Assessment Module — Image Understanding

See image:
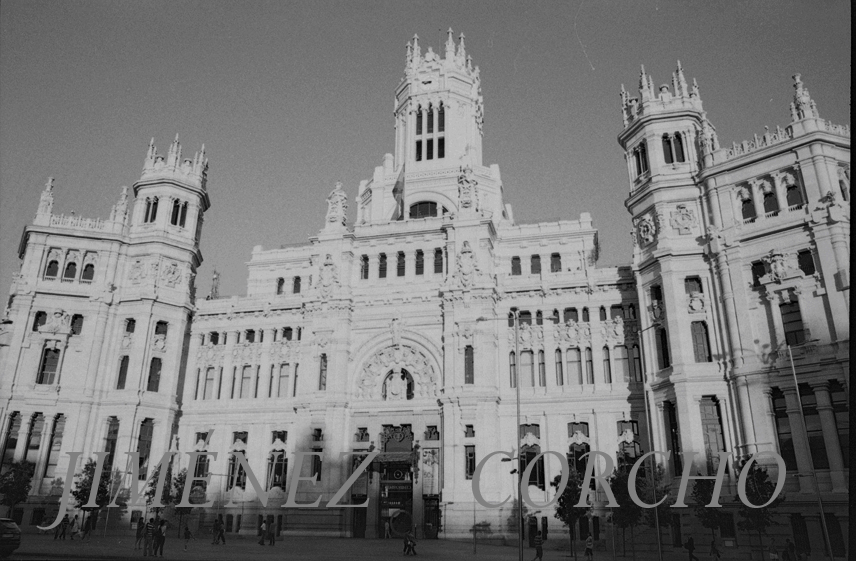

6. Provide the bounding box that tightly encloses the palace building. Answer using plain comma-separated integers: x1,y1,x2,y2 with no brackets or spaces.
0,31,849,558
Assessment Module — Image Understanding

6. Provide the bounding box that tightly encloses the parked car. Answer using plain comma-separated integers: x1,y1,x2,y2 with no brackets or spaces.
0,518,21,559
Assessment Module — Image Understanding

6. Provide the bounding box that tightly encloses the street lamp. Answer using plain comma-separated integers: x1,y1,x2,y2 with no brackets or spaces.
786,342,834,561
634,320,664,561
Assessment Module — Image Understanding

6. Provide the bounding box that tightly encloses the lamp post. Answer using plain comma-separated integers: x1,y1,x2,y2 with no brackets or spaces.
511,307,524,561
786,342,834,561
634,320,663,561
473,497,477,554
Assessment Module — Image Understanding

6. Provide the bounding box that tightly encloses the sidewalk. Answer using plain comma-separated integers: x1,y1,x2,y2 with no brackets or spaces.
9,533,753,560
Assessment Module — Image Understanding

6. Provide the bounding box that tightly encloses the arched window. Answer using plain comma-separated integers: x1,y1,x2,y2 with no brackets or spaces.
633,141,649,176
44,260,59,279
32,311,47,331
550,253,562,273
147,358,162,392
276,278,285,295
554,349,564,386
433,248,443,274
599,306,607,321
520,351,535,387
740,198,755,223
785,185,803,208
293,276,301,293
763,191,779,215
397,251,406,277
566,348,582,385
267,451,288,490
125,318,136,333
537,350,546,387
511,256,522,276
415,250,424,275
615,345,630,382
144,197,159,223
631,345,642,382
751,261,766,287
171,199,182,225
63,262,77,280
81,263,95,282
530,255,541,275
415,103,444,162
464,346,474,384
382,369,414,400
155,321,168,336
628,303,636,319
582,308,590,322
563,308,578,323
70,314,84,336
409,201,438,218
535,311,543,325
378,254,387,278
662,134,674,164
602,347,612,383
673,132,686,162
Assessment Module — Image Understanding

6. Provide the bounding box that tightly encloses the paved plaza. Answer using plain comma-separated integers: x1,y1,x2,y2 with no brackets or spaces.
7,533,760,560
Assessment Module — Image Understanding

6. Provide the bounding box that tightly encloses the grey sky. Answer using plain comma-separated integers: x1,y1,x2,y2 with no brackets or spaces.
0,1,850,298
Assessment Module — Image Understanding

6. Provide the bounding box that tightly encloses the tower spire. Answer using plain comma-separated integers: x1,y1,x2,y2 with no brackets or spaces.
791,73,819,120
675,60,688,96
445,28,455,60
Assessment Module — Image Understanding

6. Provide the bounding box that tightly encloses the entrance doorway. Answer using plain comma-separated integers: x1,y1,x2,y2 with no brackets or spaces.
423,496,439,538
379,462,413,536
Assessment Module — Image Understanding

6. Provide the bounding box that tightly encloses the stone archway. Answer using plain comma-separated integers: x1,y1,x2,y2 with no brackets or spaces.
355,345,437,400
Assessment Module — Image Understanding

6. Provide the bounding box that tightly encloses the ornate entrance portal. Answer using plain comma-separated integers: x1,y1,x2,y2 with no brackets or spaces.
376,425,417,537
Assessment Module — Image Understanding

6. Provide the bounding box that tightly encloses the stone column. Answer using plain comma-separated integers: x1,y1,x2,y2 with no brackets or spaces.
752,183,765,220
12,414,32,463
765,292,786,351
258,328,274,399
783,389,815,493
773,175,788,212
735,376,757,452
811,383,846,492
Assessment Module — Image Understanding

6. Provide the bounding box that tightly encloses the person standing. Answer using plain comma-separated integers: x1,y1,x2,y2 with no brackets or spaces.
154,520,167,557
258,519,267,546
584,535,594,560
217,517,227,545
404,528,417,556
683,536,699,561
57,514,69,540
68,515,78,540
80,514,93,541
782,538,796,561
267,519,276,546
135,517,145,550
143,517,155,556
183,526,195,551
384,519,391,539
211,518,220,544
531,530,544,560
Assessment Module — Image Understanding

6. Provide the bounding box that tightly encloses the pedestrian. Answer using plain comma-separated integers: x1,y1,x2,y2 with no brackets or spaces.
683,536,699,561
68,514,78,540
385,519,391,539
584,535,594,560
783,538,796,561
211,518,220,544
267,519,276,546
154,520,167,557
217,517,227,545
532,530,544,560
143,517,155,556
57,514,69,540
135,517,145,550
404,528,417,556
183,526,195,551
709,536,721,560
259,519,267,545
80,514,92,541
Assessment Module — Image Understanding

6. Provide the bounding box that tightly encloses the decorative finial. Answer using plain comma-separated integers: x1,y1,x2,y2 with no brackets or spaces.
445,28,455,59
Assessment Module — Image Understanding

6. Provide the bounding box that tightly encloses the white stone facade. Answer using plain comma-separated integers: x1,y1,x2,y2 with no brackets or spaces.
0,34,848,558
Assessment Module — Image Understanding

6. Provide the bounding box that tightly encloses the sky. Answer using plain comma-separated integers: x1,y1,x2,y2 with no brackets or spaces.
0,1,850,298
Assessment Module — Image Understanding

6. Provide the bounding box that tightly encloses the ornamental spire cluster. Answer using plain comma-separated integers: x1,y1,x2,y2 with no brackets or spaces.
141,135,209,190
620,61,703,127
404,28,475,77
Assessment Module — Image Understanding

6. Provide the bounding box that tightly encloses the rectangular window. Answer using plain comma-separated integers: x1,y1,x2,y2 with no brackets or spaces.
602,347,612,384
520,350,534,387
780,302,805,346
609,305,624,319
433,248,443,274
509,352,517,388
70,314,84,336
104,417,119,472
293,364,299,397
829,381,848,467
427,107,433,133
204,367,216,400
117,356,129,389
42,414,65,480
437,137,445,159
416,112,422,135
511,257,521,276
538,350,546,387
632,345,642,382
465,445,476,480
566,348,582,385
751,261,766,287
311,448,322,479
24,413,44,465
684,276,702,295
656,328,671,369
664,401,682,475
464,346,474,384
614,346,630,383
267,452,287,490
1,413,21,470
137,418,154,480
799,385,829,469
319,354,327,391
415,140,422,161
378,253,387,278
797,249,815,276
554,350,563,386
520,449,545,490
415,250,424,275
690,321,712,362
426,138,433,160
550,253,561,272
37,348,60,385
360,255,369,279
584,348,594,384
397,251,406,277
530,255,541,275
278,364,290,398
240,366,252,399
789,514,809,556
563,308,578,323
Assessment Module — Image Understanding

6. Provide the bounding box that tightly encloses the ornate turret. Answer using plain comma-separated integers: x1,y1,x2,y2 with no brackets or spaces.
141,135,209,191
790,73,820,121
620,62,704,128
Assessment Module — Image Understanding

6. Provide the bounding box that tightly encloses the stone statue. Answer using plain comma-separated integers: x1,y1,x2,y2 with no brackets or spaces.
37,178,55,216
457,165,479,212
318,254,339,298
325,182,348,227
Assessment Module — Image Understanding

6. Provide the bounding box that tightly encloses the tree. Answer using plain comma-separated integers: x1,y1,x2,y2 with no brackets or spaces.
144,463,174,517
71,458,125,530
641,462,673,537
691,474,722,539
735,460,784,561
0,460,35,517
552,469,590,559
171,468,196,537
608,466,644,558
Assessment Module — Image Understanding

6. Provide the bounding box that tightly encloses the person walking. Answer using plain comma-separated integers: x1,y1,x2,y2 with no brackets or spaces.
531,530,544,560
782,538,796,561
57,514,69,540
80,514,93,541
683,536,699,561
143,517,155,556
584,535,594,560
709,536,721,560
403,528,417,556
768,538,779,561
211,518,220,544
266,519,276,546
258,519,267,546
183,526,195,551
135,517,145,549
385,519,392,539
154,520,167,557
217,517,227,545
68,514,78,540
